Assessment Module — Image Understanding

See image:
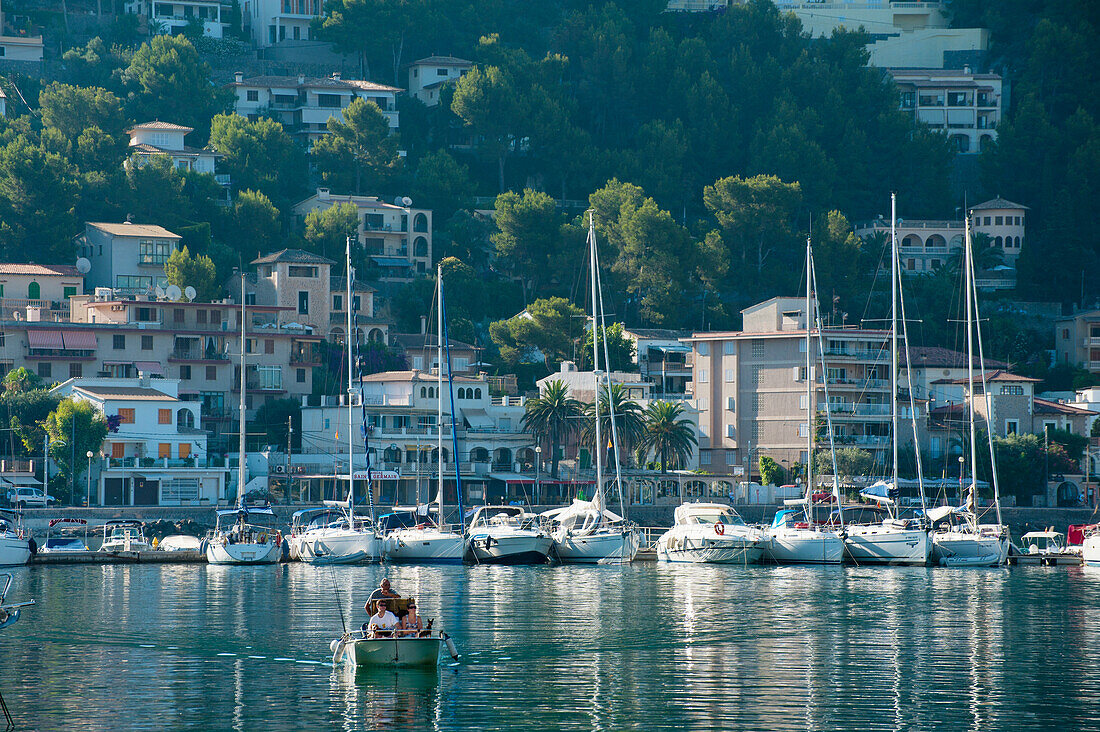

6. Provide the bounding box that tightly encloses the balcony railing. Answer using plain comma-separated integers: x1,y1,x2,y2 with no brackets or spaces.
818,403,891,416
169,348,228,361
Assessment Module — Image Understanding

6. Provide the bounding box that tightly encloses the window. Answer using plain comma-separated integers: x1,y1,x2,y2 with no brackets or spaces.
36,362,50,378
265,339,274,355
206,365,217,380
135,307,156,322
27,281,40,300
900,91,915,109
724,369,734,382
69,363,82,378
298,291,309,315
141,335,153,350
180,365,191,380
1063,329,1070,340
197,310,207,324
698,369,708,383
995,216,1003,225
159,409,171,424
288,266,318,278
139,240,174,265
63,286,76,299
700,451,711,465
1005,420,1019,435
1000,384,1024,396
317,94,342,108
698,343,709,356
296,368,306,383
174,309,185,323
256,365,282,390
158,443,171,459
246,90,259,102
113,335,126,350
333,294,343,311
110,442,124,459
119,408,136,424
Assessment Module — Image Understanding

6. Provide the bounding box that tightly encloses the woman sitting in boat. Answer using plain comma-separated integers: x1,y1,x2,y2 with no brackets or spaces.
366,599,400,638
398,600,425,637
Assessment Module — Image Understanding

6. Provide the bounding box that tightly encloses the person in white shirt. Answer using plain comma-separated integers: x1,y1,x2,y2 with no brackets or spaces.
366,600,399,637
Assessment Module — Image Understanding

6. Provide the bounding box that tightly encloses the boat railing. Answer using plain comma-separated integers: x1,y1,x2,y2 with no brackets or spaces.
636,526,666,551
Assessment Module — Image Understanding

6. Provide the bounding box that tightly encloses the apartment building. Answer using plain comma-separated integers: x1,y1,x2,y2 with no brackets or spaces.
292,188,432,281
900,346,1009,407
52,376,226,505
537,361,652,404
0,264,83,322
125,121,221,176
229,72,400,143
853,197,1027,282
124,0,227,38
406,56,472,107
1055,309,1100,375
0,296,322,452
684,297,893,477
76,222,182,295
241,0,322,48
389,332,477,374
890,68,1001,154
622,327,691,398
245,249,387,343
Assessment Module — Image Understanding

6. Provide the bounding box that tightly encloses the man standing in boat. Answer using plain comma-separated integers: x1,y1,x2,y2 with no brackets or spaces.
365,578,400,615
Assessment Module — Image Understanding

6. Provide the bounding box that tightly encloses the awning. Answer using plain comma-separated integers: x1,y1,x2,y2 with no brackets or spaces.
463,409,494,429
649,344,690,353
62,330,97,349
0,475,41,486
489,472,536,483
27,330,63,348
134,361,164,375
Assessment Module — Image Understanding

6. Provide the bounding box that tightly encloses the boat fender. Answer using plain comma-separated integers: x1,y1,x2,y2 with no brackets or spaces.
331,637,349,666
714,523,725,536
442,631,459,661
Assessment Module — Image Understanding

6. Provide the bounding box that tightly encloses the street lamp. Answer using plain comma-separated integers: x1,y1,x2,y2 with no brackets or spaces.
534,445,542,505
957,455,965,506
86,451,94,507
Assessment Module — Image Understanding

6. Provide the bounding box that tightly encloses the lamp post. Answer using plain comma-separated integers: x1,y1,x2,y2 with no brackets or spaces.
535,445,542,505
958,455,965,506
85,451,93,507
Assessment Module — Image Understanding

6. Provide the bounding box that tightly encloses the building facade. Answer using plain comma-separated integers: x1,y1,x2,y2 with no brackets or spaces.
76,222,183,295
125,121,221,176
292,188,432,280
1055,309,1100,375
0,264,83,323
623,327,692,398
229,72,400,143
890,68,1001,155
241,0,323,48
406,56,472,107
124,0,227,38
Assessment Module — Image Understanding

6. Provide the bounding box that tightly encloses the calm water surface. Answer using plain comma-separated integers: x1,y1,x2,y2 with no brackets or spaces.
2,562,1098,731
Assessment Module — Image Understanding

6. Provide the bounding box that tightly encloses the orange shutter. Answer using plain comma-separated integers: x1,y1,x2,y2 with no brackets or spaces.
178,443,191,459
111,443,124,459
119,408,135,424
158,443,171,458
158,409,171,424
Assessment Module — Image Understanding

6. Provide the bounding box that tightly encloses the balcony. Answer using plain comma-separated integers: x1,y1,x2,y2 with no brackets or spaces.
106,456,219,470
169,348,228,362
822,347,887,360
363,222,407,233
27,348,95,360
818,403,891,417
0,298,70,322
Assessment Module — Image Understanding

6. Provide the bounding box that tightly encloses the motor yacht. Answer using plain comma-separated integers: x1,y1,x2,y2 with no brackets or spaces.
656,502,766,564
40,517,89,553
466,506,552,564
99,519,153,553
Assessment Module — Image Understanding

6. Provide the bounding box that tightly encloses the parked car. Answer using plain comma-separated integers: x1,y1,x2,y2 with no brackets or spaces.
7,486,56,508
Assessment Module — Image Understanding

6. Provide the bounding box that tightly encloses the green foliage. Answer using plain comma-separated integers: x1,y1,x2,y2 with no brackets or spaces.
2,388,59,459
759,455,785,486
489,296,584,367
232,189,282,263
311,97,399,194
251,397,302,451
412,150,474,219
208,113,306,206
122,35,230,135
579,322,635,373
2,368,42,394
1046,427,1087,464
303,202,360,260
39,83,128,142
44,398,108,501
491,189,563,299
639,400,697,473
582,383,645,467
522,379,583,478
165,246,220,302
0,135,80,263
451,64,519,192
814,447,874,481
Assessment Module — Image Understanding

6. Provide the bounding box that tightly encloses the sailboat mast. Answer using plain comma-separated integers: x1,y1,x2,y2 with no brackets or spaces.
237,274,247,506
805,237,813,517
964,214,979,504
891,193,899,510
588,211,604,509
437,265,444,519
346,238,356,524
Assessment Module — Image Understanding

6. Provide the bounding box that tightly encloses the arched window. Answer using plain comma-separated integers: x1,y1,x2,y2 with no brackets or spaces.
27,281,40,300
420,387,426,397
383,446,401,463
413,213,428,232
474,388,482,399
901,234,922,249
995,236,1003,247
926,234,946,250
1015,236,1022,248
459,388,467,399
176,409,195,429
414,236,428,257
368,328,383,343
470,447,489,463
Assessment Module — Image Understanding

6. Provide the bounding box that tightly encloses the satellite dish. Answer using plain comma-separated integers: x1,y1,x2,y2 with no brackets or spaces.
75,257,91,274
393,196,403,206
402,196,413,207
155,286,165,299
165,284,182,302
184,286,197,302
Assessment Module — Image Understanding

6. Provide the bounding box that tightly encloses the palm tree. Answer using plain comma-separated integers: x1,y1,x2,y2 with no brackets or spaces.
581,383,645,467
521,379,582,479
639,401,698,474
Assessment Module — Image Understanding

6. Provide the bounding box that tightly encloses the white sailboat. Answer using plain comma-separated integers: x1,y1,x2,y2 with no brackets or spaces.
840,193,930,565
929,210,1010,566
0,511,31,566
545,212,639,564
766,238,844,565
384,265,466,564
206,275,279,566
299,238,381,564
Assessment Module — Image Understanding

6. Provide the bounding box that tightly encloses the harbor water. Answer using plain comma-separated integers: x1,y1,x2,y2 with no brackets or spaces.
2,563,1099,731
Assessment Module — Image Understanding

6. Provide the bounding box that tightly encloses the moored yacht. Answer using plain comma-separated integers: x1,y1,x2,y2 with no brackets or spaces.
928,505,1009,567
1083,527,1100,566
286,508,345,560
99,519,153,553
40,517,89,553
466,506,552,564
766,506,844,565
0,511,31,566
656,502,765,564
835,500,928,566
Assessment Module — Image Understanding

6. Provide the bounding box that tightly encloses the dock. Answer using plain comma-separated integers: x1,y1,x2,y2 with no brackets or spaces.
1010,554,1083,567
31,551,207,564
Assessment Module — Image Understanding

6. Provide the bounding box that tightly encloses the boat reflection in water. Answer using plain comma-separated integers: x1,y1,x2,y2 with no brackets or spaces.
332,664,442,731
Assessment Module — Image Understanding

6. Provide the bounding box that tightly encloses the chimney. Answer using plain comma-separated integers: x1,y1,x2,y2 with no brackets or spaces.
234,71,244,83
332,71,341,81
420,315,427,334
297,74,306,85
963,64,971,75
317,187,330,201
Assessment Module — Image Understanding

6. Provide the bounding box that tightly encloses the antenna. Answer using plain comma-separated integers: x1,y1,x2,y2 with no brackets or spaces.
75,257,91,274
165,284,182,302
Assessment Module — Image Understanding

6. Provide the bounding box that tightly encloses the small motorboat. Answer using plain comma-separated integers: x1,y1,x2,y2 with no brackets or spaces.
40,517,90,553
1083,527,1100,567
157,535,203,552
1016,530,1080,566
99,520,154,553
330,597,459,668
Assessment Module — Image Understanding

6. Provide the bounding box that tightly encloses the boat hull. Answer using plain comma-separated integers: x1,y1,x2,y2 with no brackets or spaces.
467,533,552,564
843,525,929,565
341,637,442,667
767,528,844,564
931,529,1009,567
554,529,640,564
206,540,280,565
0,535,30,566
299,530,381,565
384,530,465,564
1084,534,1100,566
656,539,765,564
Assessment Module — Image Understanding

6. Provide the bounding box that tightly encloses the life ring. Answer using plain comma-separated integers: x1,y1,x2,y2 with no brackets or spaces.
714,523,725,536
